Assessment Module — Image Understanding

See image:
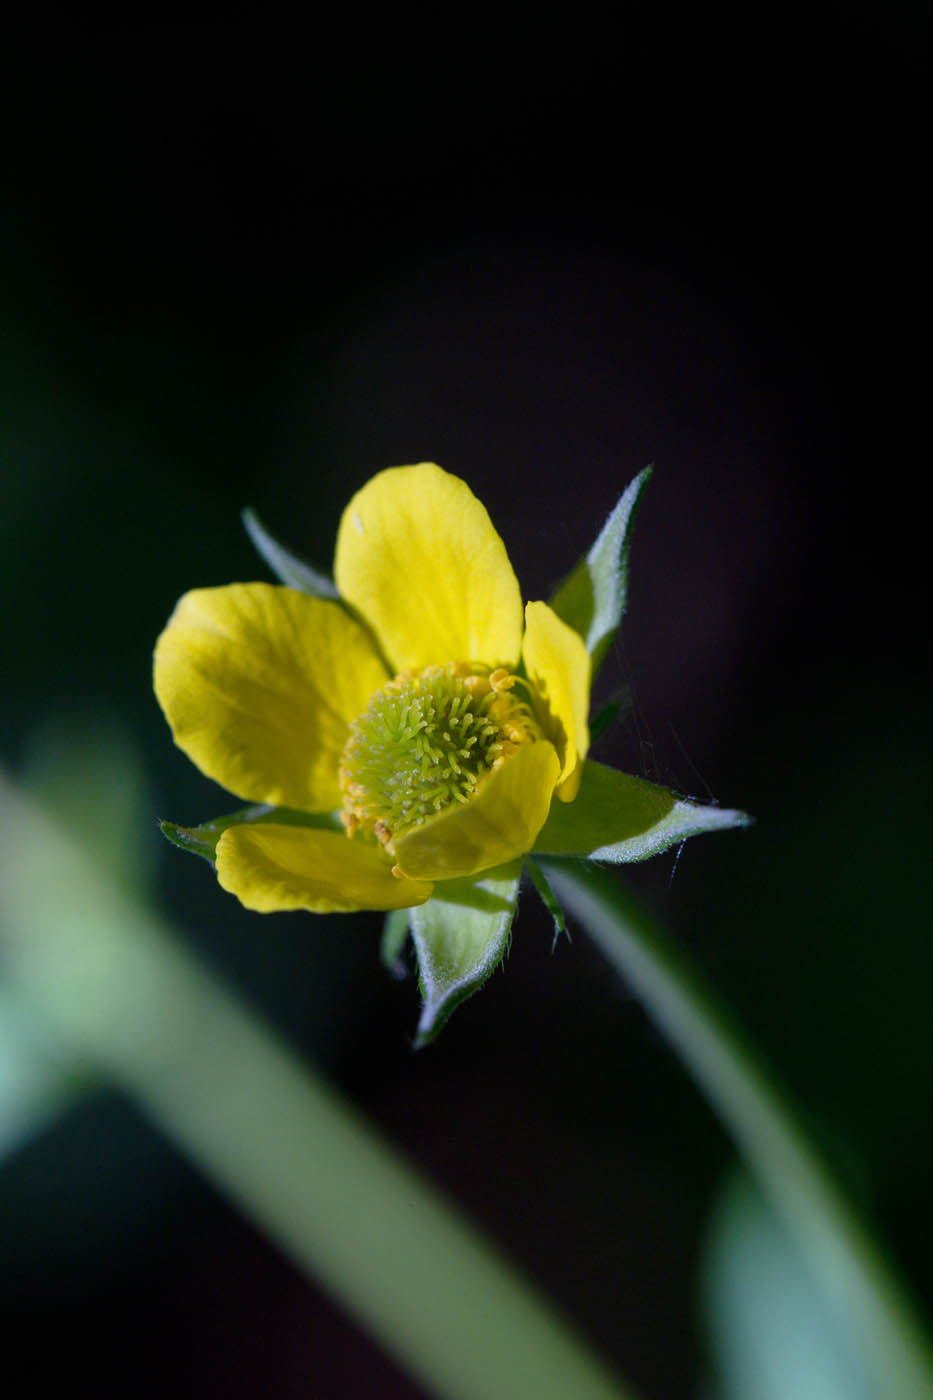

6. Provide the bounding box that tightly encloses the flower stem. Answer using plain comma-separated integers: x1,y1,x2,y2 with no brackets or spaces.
0,772,636,1400
543,859,933,1400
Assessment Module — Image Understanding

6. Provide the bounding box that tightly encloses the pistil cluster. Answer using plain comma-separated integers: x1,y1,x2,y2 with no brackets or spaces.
340,663,537,849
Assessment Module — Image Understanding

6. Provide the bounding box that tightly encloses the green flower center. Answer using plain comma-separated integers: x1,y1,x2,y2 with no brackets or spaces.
340,663,536,848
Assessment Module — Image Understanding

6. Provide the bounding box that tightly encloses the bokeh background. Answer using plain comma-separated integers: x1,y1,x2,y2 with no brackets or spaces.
2,12,931,1398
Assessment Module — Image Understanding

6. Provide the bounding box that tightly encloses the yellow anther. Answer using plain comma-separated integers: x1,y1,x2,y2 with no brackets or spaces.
339,661,542,842
463,674,491,698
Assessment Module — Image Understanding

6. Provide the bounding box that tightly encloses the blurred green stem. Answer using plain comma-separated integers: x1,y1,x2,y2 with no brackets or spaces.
0,773,633,1400
544,860,933,1400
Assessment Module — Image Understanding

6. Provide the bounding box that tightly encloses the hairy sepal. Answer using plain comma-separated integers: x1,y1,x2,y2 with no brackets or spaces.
533,760,751,862
410,861,522,1046
160,804,342,863
549,466,652,676
242,508,339,598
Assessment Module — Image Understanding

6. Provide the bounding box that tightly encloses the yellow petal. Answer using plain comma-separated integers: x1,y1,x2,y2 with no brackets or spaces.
216,824,433,913
393,740,560,881
522,601,591,801
334,463,523,672
154,584,388,809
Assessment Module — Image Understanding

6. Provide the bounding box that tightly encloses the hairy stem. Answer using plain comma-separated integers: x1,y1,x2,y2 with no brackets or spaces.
545,859,933,1400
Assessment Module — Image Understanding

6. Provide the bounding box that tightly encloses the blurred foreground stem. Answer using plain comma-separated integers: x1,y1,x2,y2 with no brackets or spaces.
0,773,632,1400
545,860,933,1400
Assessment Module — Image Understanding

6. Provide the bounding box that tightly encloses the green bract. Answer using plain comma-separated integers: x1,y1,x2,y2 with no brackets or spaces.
155,464,750,1044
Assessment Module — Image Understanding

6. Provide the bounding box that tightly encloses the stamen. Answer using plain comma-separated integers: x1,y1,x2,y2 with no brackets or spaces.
339,662,539,841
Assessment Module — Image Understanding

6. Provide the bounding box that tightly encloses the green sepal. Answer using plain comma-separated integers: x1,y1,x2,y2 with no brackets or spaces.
160,804,343,864
550,466,652,676
409,861,522,1047
381,908,411,979
588,689,630,744
533,760,751,862
242,507,339,598
524,855,567,946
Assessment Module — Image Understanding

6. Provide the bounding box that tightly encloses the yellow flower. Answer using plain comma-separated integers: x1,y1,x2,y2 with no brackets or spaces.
154,463,590,915
155,460,749,1042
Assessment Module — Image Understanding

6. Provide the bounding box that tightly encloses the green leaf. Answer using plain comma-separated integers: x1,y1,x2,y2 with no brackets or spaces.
409,861,522,1047
704,1174,877,1400
550,466,652,675
242,507,339,598
0,982,94,1164
160,804,343,863
2,767,639,1400
524,856,567,944
381,908,411,978
533,760,751,862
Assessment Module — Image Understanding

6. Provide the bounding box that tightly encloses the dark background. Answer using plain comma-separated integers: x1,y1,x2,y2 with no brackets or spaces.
2,11,931,1398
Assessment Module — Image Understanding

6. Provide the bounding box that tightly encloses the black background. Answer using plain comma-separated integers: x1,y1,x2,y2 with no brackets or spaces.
2,10,931,1398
